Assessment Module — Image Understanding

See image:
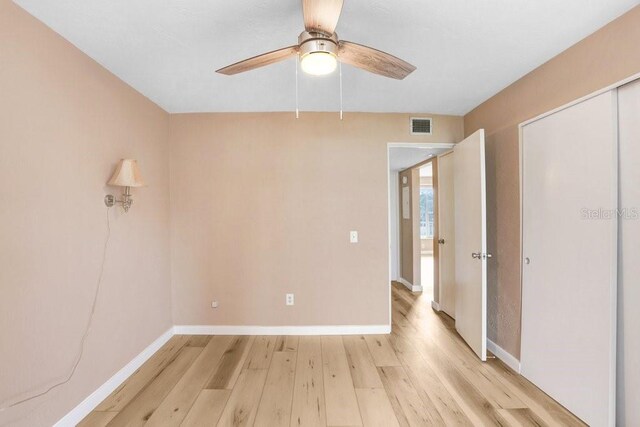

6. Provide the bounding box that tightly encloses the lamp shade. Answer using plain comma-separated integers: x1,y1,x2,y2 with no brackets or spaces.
107,159,145,187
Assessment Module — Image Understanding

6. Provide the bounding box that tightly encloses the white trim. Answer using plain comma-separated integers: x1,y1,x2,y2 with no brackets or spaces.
397,277,423,293
518,119,525,356
54,327,174,427
431,300,441,311
387,149,394,328
487,339,521,374
609,89,619,427
480,130,488,362
388,142,455,149
173,325,391,336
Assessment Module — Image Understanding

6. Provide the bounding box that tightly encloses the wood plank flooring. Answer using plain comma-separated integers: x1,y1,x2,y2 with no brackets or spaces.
80,283,585,426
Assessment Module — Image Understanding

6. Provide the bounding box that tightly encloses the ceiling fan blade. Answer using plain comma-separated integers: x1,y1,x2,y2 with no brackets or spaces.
302,0,343,34
338,41,416,80
216,46,298,75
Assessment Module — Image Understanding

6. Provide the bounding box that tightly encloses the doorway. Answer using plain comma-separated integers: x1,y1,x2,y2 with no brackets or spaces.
387,143,453,308
388,134,489,363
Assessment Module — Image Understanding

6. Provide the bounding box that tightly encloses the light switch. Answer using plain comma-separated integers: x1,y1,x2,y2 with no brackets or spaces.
350,231,358,243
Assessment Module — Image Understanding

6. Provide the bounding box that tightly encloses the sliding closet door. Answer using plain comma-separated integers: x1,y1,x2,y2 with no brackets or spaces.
521,91,617,426
618,79,640,427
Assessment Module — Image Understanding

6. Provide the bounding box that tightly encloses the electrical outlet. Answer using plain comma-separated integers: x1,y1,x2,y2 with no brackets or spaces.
286,293,294,306
350,231,358,243
211,300,219,309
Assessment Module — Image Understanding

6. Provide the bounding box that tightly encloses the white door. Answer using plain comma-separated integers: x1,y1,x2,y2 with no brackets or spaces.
521,91,617,427
453,130,487,361
437,151,455,318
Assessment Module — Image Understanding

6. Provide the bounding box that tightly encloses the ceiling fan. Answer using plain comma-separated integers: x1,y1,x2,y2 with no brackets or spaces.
216,0,416,80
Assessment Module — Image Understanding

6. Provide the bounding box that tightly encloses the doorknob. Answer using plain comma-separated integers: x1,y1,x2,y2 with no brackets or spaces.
438,239,445,244
472,252,492,259
524,257,531,265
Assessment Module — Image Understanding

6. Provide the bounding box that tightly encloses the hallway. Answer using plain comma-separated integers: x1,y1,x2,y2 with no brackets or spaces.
79,283,585,426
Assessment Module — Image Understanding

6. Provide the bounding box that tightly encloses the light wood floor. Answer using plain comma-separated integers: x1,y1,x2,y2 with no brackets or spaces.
80,283,585,426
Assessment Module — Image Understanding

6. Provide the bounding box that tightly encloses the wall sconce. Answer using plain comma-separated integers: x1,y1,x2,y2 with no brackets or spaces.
104,159,145,212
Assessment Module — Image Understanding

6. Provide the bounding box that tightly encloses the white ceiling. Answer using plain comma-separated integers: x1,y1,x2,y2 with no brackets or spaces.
14,0,638,114
389,147,447,171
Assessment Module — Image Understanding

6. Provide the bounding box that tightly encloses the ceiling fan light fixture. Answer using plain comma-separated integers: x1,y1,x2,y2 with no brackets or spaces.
300,51,337,76
215,0,416,80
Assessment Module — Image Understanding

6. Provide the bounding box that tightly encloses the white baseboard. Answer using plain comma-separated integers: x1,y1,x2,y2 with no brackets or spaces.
397,277,423,293
54,327,174,427
487,339,521,373
173,324,391,336
431,300,441,311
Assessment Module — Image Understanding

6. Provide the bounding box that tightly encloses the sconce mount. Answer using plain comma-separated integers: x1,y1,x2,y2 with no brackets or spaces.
104,187,134,212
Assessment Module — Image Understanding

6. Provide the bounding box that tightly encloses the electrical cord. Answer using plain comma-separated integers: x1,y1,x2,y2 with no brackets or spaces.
0,207,112,413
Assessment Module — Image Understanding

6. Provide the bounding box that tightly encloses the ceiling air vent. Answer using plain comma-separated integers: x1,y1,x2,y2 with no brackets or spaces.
411,118,432,135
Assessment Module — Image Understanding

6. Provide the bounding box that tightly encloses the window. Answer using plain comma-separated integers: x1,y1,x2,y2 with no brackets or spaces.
420,187,434,239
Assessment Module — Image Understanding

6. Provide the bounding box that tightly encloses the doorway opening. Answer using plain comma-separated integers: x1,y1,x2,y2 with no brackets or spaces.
387,142,453,315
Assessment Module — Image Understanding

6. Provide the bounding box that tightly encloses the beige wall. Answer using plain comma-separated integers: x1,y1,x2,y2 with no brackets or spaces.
0,2,172,426
169,113,463,326
399,168,420,286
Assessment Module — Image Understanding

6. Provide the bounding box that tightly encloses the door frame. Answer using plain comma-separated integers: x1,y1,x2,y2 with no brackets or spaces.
387,142,454,324
407,157,438,304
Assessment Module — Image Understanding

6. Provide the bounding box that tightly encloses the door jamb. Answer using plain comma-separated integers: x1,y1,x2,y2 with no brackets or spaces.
436,150,454,314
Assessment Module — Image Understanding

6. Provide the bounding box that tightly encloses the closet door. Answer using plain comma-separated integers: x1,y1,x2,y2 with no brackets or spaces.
521,91,617,426
618,79,640,427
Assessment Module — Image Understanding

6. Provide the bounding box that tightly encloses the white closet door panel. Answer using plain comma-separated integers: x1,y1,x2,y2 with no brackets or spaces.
521,91,617,427
618,79,640,427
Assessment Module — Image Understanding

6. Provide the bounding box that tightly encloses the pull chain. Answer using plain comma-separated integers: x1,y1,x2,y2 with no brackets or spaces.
295,56,299,119
339,61,343,120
